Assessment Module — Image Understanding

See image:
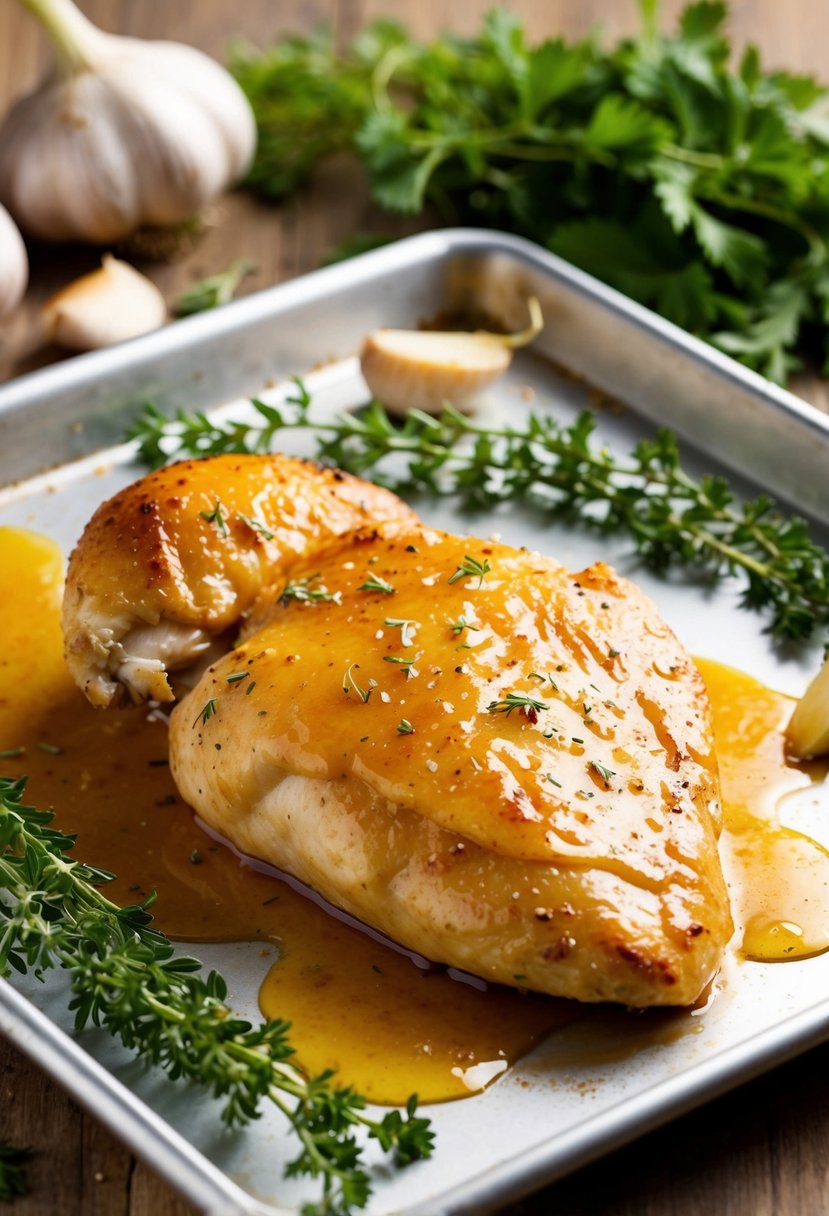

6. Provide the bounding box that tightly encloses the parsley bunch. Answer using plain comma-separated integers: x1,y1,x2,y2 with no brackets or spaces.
0,777,433,1214
128,392,829,641
232,2,829,382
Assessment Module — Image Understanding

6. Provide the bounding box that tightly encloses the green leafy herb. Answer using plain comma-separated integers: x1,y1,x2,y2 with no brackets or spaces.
589,760,617,784
397,719,414,735
231,4,829,382
175,258,256,317
238,512,275,541
0,1142,32,1202
194,697,218,728
127,394,829,641
200,498,229,538
227,672,250,684
384,618,418,646
0,777,432,1212
449,615,480,637
448,556,491,588
487,692,549,721
280,574,341,605
383,653,421,676
0,749,24,760
342,663,374,702
358,573,395,594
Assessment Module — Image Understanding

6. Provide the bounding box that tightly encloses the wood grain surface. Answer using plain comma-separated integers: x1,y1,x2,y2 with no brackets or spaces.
1,2,829,1214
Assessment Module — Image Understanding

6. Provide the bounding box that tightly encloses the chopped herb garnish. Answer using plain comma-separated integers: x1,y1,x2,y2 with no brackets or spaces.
359,573,395,594
397,719,414,735
0,748,24,760
200,498,229,538
237,512,275,541
189,850,203,865
384,618,418,646
227,672,250,684
37,742,62,755
176,258,255,316
589,761,617,784
487,692,549,722
342,663,374,702
546,775,562,788
608,648,620,658
246,681,257,695
383,652,421,676
576,790,595,800
280,574,341,605
448,555,491,588
571,737,584,744
450,615,480,637
193,697,218,728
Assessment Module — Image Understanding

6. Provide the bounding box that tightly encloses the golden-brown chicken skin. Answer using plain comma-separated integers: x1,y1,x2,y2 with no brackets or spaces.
62,453,415,707
170,522,732,1007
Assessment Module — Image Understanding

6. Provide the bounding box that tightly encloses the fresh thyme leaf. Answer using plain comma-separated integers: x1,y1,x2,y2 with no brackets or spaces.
175,258,256,317
194,697,218,728
238,512,275,541
449,615,480,637
232,4,829,383
448,556,491,588
0,776,433,1211
487,692,550,721
0,1142,32,1202
342,663,374,702
397,719,414,735
200,498,229,538
359,573,395,594
281,575,341,605
384,618,418,646
383,652,421,676
126,394,829,642
589,760,617,785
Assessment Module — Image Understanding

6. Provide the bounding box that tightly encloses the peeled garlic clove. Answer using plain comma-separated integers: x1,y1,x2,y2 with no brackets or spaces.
0,203,28,318
43,255,166,351
786,656,829,759
0,0,256,243
360,297,543,415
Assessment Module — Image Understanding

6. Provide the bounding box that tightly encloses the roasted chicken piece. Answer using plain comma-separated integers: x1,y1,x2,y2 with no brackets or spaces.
169,521,732,1007
62,453,415,707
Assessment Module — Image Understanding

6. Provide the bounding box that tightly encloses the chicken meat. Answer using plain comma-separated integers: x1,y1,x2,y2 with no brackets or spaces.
169,519,732,1006
62,453,415,706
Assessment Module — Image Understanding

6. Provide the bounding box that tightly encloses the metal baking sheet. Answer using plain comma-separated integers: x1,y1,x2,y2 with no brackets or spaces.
1,229,828,1216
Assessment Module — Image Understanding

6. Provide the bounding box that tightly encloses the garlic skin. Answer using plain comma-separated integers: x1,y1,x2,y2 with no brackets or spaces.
0,0,256,243
0,203,28,318
43,255,166,351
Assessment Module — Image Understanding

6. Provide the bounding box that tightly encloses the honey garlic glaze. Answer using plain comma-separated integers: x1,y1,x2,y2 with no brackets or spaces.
1,527,827,1104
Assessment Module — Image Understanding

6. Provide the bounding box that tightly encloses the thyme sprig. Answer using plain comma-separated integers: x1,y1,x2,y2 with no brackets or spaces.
0,776,433,1214
0,1142,32,1202
127,393,829,641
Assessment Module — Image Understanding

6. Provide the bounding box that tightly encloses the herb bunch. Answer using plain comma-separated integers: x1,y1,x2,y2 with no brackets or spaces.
0,776,433,1215
231,2,829,383
128,392,829,642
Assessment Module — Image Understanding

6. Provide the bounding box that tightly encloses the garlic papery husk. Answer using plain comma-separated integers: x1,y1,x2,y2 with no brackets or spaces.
0,0,256,243
0,203,28,318
43,255,166,350
359,297,544,416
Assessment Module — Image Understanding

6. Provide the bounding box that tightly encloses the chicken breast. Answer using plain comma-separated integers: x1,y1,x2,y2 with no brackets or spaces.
170,522,732,1006
62,454,415,706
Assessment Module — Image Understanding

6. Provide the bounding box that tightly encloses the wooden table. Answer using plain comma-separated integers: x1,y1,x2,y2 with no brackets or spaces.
1,2,828,1214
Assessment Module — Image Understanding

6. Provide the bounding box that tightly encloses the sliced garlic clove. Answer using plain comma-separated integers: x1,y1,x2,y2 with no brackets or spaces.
43,255,166,351
0,202,28,318
360,297,543,416
786,655,829,758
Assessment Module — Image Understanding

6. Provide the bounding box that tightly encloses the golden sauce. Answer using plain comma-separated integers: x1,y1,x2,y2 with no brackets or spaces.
697,658,829,962
0,527,566,1104
2,528,827,1104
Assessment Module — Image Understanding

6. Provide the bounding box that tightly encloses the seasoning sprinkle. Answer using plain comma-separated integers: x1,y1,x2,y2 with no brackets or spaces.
342,663,373,703
200,498,228,537
397,719,414,735
193,697,218,728
359,573,395,595
448,554,491,588
237,512,275,541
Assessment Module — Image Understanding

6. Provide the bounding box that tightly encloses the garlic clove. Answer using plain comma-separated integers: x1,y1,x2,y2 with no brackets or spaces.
786,656,829,759
43,255,166,351
0,203,28,319
0,0,256,244
359,297,544,416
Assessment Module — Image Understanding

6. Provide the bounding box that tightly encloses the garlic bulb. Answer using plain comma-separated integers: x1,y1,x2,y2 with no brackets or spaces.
360,298,544,416
0,0,256,243
0,203,28,318
786,655,829,759
43,255,166,350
